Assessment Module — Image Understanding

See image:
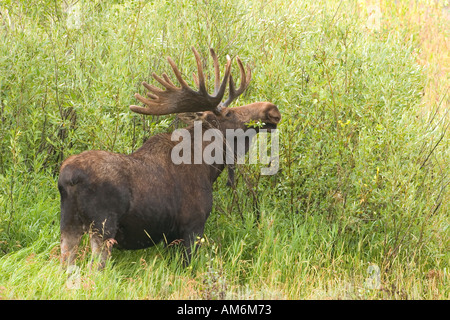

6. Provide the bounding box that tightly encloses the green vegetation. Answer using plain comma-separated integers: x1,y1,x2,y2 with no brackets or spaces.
0,0,448,299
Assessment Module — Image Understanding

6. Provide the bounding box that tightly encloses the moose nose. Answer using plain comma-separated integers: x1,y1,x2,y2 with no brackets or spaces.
267,106,281,124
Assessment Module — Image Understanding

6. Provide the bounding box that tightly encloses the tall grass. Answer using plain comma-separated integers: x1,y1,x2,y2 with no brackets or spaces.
0,0,448,299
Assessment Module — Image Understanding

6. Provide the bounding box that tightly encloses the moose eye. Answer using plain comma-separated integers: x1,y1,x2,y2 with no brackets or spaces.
223,110,232,118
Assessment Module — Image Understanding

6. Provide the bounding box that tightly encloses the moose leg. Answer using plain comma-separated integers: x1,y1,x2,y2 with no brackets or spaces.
88,217,117,270
182,227,205,267
60,227,83,270
59,186,84,271
183,240,194,267
89,232,115,270
226,165,235,187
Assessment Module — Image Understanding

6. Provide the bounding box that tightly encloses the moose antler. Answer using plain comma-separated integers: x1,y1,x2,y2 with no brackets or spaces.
222,56,252,108
130,47,232,116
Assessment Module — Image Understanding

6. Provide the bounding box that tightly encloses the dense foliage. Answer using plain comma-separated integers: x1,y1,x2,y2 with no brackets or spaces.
0,0,448,299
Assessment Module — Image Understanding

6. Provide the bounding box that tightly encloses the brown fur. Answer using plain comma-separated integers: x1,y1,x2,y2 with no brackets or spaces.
59,46,280,269
58,102,280,269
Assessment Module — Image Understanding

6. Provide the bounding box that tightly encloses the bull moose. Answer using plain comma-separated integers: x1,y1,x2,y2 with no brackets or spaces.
58,47,281,269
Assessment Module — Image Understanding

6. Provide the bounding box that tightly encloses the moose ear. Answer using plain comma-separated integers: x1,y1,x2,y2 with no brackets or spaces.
177,112,203,124
177,111,218,126
200,112,219,126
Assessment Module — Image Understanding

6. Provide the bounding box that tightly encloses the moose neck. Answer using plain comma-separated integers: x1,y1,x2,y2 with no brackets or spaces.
185,121,256,184
132,121,257,185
